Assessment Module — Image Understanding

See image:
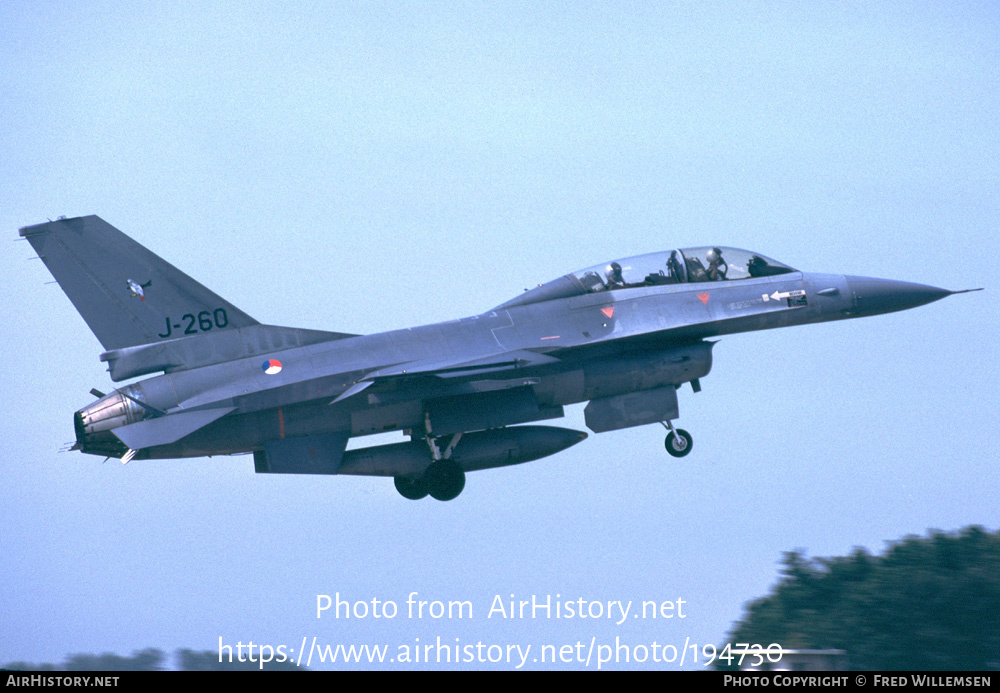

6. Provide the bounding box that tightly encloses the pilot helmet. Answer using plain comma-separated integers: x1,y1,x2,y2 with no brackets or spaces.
706,247,723,265
605,262,623,282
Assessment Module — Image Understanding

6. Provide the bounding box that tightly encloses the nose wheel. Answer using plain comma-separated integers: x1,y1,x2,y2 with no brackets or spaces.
662,421,692,458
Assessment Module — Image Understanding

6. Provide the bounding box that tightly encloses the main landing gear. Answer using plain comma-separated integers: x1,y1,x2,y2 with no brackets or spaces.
394,459,465,501
661,420,692,458
394,413,467,502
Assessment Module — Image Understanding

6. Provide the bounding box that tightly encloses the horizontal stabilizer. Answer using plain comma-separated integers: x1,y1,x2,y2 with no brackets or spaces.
112,407,235,450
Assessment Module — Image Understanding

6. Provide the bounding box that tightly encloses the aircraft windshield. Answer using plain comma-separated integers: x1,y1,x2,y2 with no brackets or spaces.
497,247,797,309
572,247,796,293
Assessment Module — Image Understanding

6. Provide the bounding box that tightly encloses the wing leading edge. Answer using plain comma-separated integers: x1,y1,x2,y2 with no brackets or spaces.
332,350,561,403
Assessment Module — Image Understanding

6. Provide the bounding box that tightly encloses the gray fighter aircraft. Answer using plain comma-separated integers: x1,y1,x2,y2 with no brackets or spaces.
21,216,980,501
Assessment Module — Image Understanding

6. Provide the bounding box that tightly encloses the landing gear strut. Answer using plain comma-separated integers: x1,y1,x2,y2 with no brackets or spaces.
662,420,692,458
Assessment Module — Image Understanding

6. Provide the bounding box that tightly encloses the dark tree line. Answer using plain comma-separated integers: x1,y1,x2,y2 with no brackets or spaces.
3,648,302,671
720,526,1000,670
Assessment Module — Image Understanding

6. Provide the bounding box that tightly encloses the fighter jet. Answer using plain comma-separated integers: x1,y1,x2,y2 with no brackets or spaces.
20,216,980,501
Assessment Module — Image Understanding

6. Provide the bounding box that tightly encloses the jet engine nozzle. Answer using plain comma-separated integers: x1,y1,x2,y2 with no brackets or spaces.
73,390,143,457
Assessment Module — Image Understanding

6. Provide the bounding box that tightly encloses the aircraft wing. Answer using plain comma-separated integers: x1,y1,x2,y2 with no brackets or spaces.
332,350,560,403
367,349,560,380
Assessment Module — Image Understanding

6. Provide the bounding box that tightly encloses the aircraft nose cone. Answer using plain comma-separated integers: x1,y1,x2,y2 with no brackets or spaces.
845,275,952,316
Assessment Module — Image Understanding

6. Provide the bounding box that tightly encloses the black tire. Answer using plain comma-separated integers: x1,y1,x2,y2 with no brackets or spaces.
394,475,428,500
423,459,466,501
664,429,693,458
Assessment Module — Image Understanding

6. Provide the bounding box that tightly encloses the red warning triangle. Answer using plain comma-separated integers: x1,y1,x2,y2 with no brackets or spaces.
697,293,710,304
600,306,614,318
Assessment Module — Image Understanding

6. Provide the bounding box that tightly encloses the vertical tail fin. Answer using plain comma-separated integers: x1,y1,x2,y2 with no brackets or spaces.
20,215,258,350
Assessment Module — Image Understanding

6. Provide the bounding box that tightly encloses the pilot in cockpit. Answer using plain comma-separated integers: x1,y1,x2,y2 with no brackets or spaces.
605,262,626,289
706,247,727,281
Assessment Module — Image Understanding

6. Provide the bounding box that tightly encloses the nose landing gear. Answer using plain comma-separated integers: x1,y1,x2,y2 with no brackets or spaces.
661,420,692,458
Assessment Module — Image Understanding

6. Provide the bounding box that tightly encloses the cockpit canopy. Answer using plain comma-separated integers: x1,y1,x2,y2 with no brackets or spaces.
498,247,797,309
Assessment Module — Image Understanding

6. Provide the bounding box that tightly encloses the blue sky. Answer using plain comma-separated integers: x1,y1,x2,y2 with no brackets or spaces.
1,1,997,670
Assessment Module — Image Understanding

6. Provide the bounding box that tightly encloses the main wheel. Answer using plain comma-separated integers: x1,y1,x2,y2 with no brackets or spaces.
394,475,428,500
664,429,693,457
423,459,466,501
